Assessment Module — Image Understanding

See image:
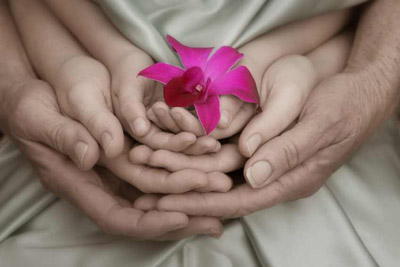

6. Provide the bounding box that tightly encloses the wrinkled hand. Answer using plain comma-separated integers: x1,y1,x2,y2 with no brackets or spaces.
135,70,400,218
0,79,224,239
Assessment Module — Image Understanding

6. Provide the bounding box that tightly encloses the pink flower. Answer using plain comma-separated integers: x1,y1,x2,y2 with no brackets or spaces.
138,35,259,135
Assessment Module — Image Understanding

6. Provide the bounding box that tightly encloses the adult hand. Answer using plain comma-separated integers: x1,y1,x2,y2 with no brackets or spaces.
0,78,223,239
136,0,400,217
145,9,352,140
1,1,224,239
136,70,400,218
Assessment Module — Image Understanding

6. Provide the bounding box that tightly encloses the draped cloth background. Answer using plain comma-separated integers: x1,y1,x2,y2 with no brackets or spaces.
2,0,400,266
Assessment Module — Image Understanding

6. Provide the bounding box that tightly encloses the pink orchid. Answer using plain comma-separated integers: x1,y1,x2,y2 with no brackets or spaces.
138,35,259,134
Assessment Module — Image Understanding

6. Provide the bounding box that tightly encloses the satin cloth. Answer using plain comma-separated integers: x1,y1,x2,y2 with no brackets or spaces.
3,1,399,266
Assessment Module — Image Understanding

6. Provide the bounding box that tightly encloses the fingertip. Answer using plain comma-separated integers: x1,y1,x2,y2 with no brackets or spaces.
133,194,160,211
169,212,190,230
244,159,273,189
100,131,125,159
238,132,263,158
188,169,209,189
209,172,233,192
174,132,197,149
212,141,222,153
148,149,170,168
169,169,209,192
196,172,233,193
217,110,231,129
129,145,153,164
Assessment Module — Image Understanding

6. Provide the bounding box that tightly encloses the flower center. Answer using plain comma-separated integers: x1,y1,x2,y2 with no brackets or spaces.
195,84,203,92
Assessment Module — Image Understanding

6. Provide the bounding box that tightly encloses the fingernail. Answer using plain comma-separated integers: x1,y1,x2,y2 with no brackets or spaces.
74,141,88,169
246,160,272,188
132,117,147,135
171,222,187,231
246,134,262,156
101,132,113,157
207,228,222,238
218,111,230,128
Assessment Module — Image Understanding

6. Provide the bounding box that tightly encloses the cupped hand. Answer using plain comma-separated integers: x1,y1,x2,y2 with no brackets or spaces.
40,0,221,155
135,68,400,218
0,77,223,239
146,9,352,140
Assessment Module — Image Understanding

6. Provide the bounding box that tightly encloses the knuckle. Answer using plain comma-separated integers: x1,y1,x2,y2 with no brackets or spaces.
48,122,69,152
281,139,300,170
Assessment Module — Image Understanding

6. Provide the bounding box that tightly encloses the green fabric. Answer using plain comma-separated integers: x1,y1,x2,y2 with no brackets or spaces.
3,1,399,266
94,0,367,64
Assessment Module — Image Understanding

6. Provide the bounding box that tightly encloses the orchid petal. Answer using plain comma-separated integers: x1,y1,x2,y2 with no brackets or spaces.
209,66,259,104
138,63,184,84
204,46,243,81
167,35,213,70
195,95,220,135
164,77,198,107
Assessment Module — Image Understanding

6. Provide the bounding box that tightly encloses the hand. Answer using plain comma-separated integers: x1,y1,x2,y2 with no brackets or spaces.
146,9,353,140
38,0,221,155
11,0,233,194
135,69,400,218
0,77,224,239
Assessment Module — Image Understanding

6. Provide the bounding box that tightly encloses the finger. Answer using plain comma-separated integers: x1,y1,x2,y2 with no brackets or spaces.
243,115,333,188
11,0,124,158
103,151,215,193
147,144,245,173
44,0,153,136
116,85,152,137
170,107,205,136
156,217,223,240
31,143,189,239
133,125,197,152
65,77,125,158
157,143,344,218
152,102,181,133
134,194,161,211
217,95,244,129
182,136,221,155
211,103,257,140
128,144,154,165
239,55,317,157
20,81,100,170
147,107,165,130
129,146,233,192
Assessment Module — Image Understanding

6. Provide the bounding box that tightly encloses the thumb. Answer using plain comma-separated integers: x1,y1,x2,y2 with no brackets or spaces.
35,111,100,170
24,84,100,170
239,55,317,157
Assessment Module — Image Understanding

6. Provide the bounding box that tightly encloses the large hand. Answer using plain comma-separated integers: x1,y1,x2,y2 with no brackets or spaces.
136,70,400,218
0,79,223,239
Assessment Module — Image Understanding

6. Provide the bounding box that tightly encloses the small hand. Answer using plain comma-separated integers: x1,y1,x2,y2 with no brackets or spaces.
42,0,221,155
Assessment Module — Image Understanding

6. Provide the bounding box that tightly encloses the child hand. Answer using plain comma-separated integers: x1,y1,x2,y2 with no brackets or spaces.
242,31,353,188
146,9,352,141
28,0,221,155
